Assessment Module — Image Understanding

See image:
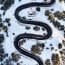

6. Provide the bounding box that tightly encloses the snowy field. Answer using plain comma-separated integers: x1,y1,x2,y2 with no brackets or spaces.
0,0,65,65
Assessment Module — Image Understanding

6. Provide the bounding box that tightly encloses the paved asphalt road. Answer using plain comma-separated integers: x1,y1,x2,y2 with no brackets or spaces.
14,0,55,65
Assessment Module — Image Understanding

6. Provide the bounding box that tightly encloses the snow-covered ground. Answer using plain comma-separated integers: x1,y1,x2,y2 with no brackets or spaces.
0,0,65,65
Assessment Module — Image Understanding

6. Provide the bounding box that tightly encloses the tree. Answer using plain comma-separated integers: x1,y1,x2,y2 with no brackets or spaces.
0,34,4,43
51,53,60,65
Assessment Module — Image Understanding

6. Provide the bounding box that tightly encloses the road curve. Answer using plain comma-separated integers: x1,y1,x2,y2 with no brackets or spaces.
14,0,55,65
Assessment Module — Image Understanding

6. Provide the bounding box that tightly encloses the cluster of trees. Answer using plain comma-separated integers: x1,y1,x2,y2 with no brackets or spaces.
1,0,14,10
31,42,45,54
51,53,60,65
0,34,5,62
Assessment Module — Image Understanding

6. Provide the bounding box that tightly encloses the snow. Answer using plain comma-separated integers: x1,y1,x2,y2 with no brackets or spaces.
0,0,65,65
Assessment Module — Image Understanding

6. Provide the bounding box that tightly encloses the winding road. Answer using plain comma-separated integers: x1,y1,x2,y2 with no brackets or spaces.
14,0,55,65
